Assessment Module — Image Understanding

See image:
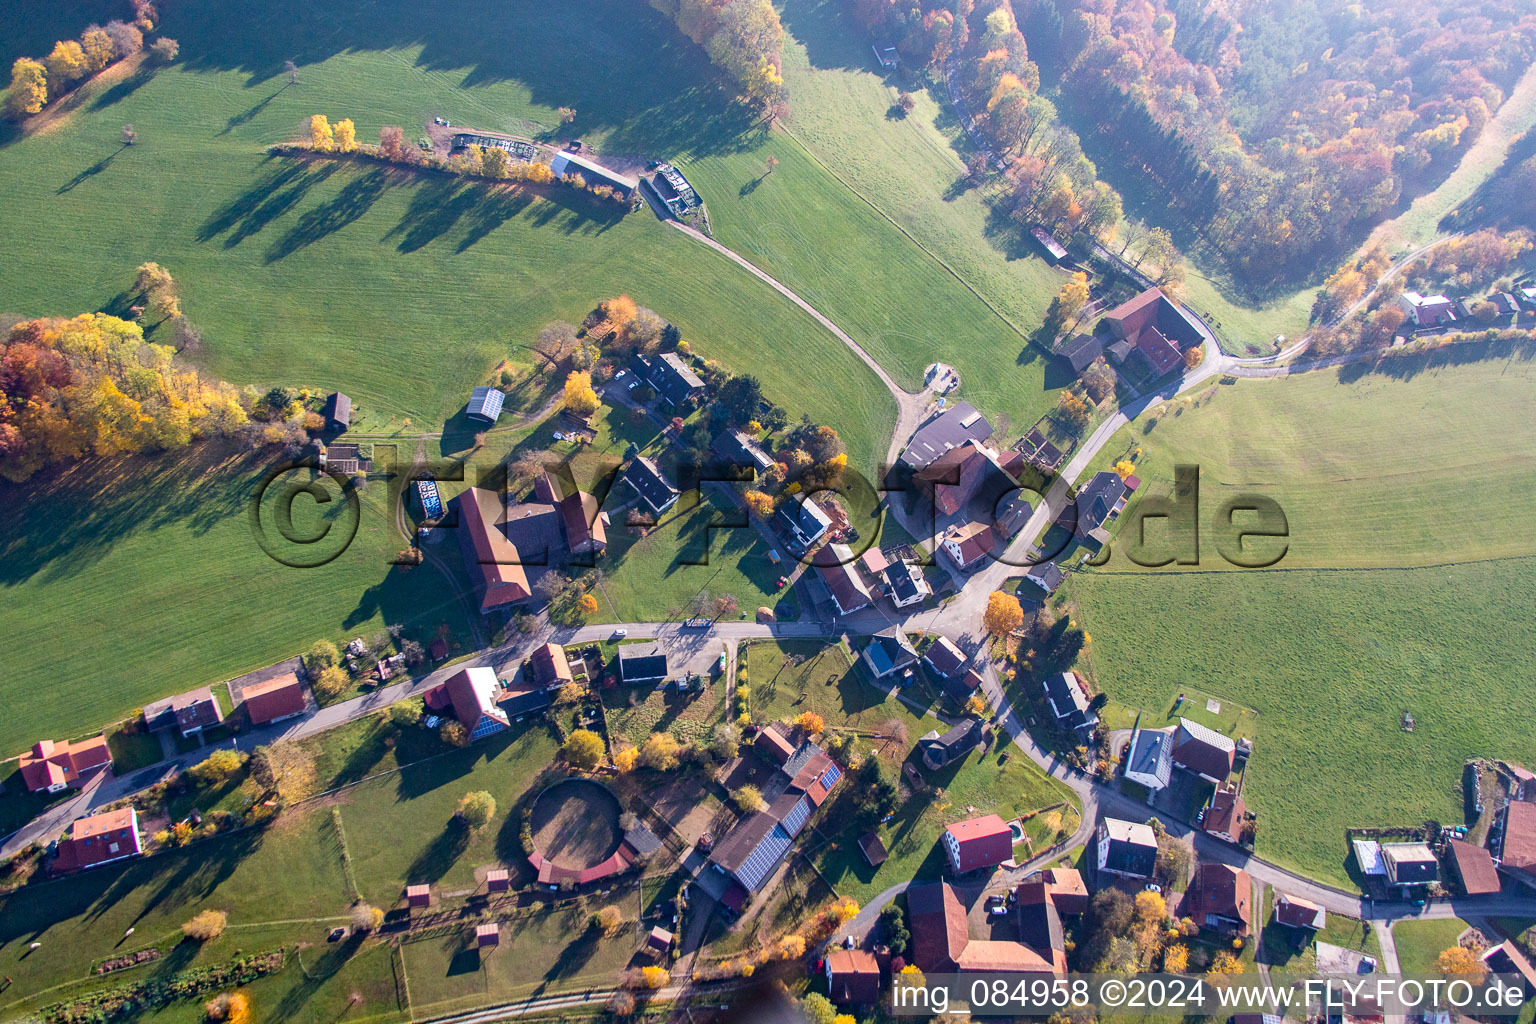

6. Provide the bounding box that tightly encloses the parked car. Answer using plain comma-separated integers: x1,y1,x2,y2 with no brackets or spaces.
612,628,627,639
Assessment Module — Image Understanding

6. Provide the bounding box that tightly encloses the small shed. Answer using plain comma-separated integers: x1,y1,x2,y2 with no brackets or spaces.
323,392,352,432
405,883,431,908
645,925,673,958
485,868,510,893
475,922,500,948
858,831,888,868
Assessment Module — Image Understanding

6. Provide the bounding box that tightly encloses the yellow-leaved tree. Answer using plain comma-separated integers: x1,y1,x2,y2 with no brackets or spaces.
44,41,89,92
333,117,356,152
982,590,1024,635
563,371,599,416
309,114,334,150
8,58,48,116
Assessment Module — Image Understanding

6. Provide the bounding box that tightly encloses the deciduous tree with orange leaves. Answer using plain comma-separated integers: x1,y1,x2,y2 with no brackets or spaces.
982,591,1024,635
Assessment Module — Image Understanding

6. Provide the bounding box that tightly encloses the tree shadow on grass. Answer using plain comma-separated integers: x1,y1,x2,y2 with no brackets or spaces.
56,144,128,194
265,167,393,262
198,159,337,245
217,82,289,135
89,66,156,110
407,818,471,885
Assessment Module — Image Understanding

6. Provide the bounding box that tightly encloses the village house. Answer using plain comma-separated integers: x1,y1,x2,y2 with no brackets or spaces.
711,429,774,476
433,666,510,741
1202,787,1247,843
1095,817,1158,879
1398,291,1458,328
899,403,994,474
918,718,984,770
775,496,832,554
882,560,932,609
1124,727,1174,792
1274,893,1326,931
651,163,701,218
1483,942,1536,998
241,672,307,725
142,686,223,738
1042,671,1098,735
51,807,142,873
1378,842,1439,889
940,520,996,571
618,644,669,684
825,948,881,1005
1073,471,1139,546
19,736,112,793
1172,718,1235,784
923,636,968,681
815,557,873,616
1020,560,1064,598
943,814,1013,873
708,742,841,901
621,456,680,515
465,385,505,424
535,473,607,556
528,642,575,690
995,492,1035,540
755,724,795,765
915,440,1018,519
1186,861,1252,934
862,626,919,680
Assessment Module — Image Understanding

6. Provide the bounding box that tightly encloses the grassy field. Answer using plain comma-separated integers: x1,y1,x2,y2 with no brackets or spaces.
1087,353,1536,570
1393,918,1472,975
1069,558,1536,889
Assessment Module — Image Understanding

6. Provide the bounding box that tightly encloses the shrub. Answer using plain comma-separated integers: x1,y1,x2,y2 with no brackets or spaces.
351,903,383,932
732,785,767,813
590,905,624,937
562,729,605,769
456,791,496,829
386,698,422,728
313,665,349,701
182,909,228,941
189,749,245,786
440,720,468,747
305,639,340,672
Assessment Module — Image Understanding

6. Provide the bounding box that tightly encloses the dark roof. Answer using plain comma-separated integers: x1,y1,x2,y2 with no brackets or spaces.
323,391,351,427
143,686,222,733
943,669,985,705
709,742,840,890
650,352,705,406
1022,561,1064,595
618,643,668,682
1173,719,1236,781
1446,839,1500,895
497,685,551,718
1057,334,1103,373
1014,881,1065,955
501,501,561,568
900,403,994,472
1075,472,1131,536
995,493,1034,538
863,626,918,676
923,636,967,679
467,385,505,422
919,718,983,767
711,430,774,474
1042,672,1096,732
775,497,832,550
1098,818,1158,876
884,561,927,605
623,457,679,513
858,831,888,867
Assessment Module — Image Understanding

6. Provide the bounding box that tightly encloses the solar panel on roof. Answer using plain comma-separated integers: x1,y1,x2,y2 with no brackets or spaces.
780,797,811,838
736,826,792,890
820,765,842,788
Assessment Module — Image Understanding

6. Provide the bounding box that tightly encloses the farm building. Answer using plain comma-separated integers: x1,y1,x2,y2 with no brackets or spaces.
651,164,700,216
549,151,639,198
452,131,536,160
825,949,880,1004
1030,226,1069,263
1171,718,1235,784
942,814,1012,873
455,487,533,610
1101,287,1201,379
323,391,351,432
466,385,505,424
1055,334,1102,373
708,743,841,896
899,403,994,473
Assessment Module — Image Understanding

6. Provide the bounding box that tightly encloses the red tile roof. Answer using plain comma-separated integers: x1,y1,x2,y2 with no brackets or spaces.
242,672,307,724
945,814,1013,873
1188,862,1252,932
826,949,880,1004
18,736,111,792
908,881,969,973
457,487,531,609
530,643,574,689
53,807,141,871
1502,801,1536,880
